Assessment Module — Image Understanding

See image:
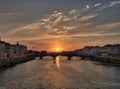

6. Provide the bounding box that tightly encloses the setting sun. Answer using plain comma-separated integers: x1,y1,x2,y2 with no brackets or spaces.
56,48,60,51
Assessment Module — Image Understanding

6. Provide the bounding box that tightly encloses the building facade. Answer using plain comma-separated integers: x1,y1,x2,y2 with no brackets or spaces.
101,44,120,58
0,41,6,60
76,44,120,59
0,41,27,60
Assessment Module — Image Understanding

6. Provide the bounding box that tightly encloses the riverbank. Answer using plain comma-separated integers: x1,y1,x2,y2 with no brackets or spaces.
0,55,35,71
90,57,120,67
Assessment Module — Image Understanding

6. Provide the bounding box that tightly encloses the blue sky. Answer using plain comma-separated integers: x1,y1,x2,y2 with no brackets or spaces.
0,0,120,51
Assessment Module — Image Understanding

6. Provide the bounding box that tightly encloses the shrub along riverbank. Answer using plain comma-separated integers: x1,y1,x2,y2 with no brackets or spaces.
0,55,35,71
90,57,120,67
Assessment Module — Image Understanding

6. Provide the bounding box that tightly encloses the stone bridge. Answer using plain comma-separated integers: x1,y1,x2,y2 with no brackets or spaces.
36,51,95,60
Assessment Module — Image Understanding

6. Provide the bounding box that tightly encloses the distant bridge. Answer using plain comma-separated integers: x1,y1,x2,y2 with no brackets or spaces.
35,51,95,60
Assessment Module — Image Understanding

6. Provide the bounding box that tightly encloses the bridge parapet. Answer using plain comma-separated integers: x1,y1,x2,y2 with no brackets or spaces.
38,51,95,60
47,53,59,59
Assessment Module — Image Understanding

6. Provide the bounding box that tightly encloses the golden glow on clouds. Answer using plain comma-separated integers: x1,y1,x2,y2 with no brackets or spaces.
0,1,120,51
54,44,62,52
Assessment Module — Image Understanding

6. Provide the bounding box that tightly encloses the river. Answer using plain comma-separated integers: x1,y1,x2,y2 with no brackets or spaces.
0,56,120,89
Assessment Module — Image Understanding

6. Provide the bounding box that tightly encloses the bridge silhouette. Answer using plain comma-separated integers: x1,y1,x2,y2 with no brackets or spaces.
35,51,95,60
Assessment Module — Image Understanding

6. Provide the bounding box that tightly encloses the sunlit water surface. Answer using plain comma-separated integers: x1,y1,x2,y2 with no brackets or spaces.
0,56,120,89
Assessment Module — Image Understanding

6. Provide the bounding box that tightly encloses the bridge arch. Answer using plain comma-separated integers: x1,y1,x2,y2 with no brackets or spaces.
39,55,82,60
38,51,95,60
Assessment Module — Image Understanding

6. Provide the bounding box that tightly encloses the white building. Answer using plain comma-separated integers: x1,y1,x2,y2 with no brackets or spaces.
0,40,27,60
14,42,28,58
101,44,120,58
76,46,101,57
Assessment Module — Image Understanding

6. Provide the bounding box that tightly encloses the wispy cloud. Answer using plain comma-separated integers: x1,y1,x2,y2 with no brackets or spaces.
0,0,120,51
28,41,47,45
109,1,120,7
79,14,98,22
94,1,120,13
5,1,120,44
0,12,23,20
94,3,102,7
69,9,76,15
8,10,119,40
94,22,120,30
86,5,90,9
0,23,19,29
8,10,79,36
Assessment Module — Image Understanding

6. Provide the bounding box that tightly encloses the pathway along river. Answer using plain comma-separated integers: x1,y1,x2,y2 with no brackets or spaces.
0,56,120,89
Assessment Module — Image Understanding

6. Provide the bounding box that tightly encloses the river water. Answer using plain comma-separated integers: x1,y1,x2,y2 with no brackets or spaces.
0,56,120,89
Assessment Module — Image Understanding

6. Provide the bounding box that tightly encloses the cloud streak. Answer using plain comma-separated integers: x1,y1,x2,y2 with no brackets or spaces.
94,3,102,7
8,11,119,40
93,1,120,13
2,0,119,50
0,12,23,20
28,41,47,45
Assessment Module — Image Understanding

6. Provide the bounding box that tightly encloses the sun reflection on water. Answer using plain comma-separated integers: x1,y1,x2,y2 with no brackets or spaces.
56,56,60,69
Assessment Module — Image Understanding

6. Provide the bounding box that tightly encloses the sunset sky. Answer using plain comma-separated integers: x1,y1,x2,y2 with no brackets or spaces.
0,0,120,52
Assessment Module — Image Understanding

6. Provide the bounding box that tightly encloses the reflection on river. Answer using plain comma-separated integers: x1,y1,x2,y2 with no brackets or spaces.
0,56,120,89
